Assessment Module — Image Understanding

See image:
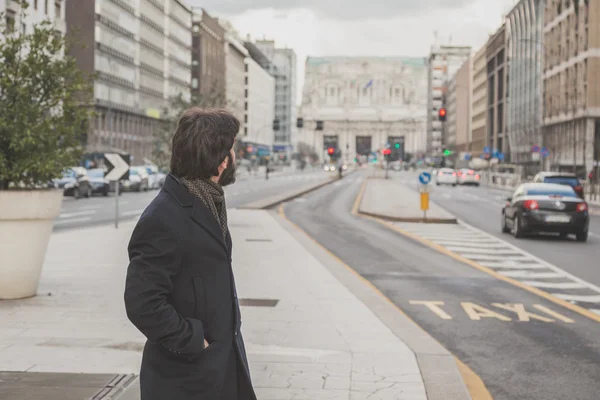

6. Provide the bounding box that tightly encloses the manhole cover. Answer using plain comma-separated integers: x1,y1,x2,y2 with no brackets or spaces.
239,298,279,307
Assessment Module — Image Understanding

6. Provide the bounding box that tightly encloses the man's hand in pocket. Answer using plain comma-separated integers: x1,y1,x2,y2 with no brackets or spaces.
204,338,209,349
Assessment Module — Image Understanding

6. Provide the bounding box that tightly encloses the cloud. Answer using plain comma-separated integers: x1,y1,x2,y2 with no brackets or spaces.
188,0,478,20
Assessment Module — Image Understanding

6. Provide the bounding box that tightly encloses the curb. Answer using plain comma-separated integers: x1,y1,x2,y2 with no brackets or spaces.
239,178,336,210
357,178,458,224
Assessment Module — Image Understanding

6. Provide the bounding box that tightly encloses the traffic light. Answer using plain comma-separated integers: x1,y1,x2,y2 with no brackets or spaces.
382,148,392,156
296,118,303,128
443,148,452,156
394,143,401,149
438,108,447,122
316,120,324,131
327,147,335,155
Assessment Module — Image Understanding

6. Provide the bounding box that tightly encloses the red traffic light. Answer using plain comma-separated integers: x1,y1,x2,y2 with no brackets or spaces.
327,147,335,155
439,108,447,118
382,148,392,155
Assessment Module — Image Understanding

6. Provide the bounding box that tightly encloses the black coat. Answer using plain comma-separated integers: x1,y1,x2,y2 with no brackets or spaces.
124,174,256,400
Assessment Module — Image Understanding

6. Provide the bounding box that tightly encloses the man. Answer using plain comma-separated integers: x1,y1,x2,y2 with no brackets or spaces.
124,108,256,400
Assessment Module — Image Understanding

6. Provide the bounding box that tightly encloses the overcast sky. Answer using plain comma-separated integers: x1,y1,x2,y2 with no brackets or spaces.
188,0,519,104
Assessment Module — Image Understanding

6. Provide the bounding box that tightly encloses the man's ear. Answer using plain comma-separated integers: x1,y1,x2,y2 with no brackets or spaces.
220,156,229,169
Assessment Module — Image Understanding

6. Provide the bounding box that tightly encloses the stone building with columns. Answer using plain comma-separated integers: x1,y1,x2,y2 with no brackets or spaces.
298,56,428,163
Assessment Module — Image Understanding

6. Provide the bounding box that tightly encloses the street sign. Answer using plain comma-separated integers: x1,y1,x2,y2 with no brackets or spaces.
484,146,490,154
498,153,505,161
419,172,432,185
541,147,550,158
531,145,541,153
104,153,130,181
420,192,430,212
464,153,472,161
103,153,131,229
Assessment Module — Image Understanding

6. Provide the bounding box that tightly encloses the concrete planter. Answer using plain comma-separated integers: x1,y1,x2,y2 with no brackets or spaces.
0,189,63,299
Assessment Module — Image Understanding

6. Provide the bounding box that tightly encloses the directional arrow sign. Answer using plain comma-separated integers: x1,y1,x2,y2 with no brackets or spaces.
104,153,130,181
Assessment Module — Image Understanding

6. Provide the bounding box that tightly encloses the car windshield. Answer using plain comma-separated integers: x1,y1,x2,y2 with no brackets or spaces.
62,169,76,178
526,187,577,197
130,169,138,175
87,169,104,178
543,176,579,186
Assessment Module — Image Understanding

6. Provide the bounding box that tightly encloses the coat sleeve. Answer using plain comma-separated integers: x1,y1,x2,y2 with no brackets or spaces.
124,215,206,355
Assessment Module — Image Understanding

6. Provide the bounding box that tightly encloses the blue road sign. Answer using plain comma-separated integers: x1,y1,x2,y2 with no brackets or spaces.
532,145,541,153
464,153,472,161
484,146,490,154
419,172,432,185
498,153,505,161
541,147,550,158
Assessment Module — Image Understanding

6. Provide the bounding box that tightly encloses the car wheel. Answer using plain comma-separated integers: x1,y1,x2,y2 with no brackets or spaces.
74,188,80,199
512,215,523,238
576,231,588,242
501,213,510,233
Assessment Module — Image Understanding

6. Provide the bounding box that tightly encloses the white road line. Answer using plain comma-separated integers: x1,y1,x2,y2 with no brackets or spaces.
553,294,600,303
79,205,103,210
433,240,500,247
54,216,93,225
459,219,600,295
522,281,588,290
481,261,547,269
59,210,96,219
439,242,509,250
499,271,565,279
458,253,529,261
446,247,522,255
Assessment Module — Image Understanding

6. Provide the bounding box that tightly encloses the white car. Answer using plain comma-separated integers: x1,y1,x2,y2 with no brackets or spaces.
144,165,161,189
436,168,457,186
457,169,481,186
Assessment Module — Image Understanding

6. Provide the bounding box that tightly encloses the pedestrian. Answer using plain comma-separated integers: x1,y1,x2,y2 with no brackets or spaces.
124,108,256,400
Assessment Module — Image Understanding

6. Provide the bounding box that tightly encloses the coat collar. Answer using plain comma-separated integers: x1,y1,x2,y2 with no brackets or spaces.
164,174,228,253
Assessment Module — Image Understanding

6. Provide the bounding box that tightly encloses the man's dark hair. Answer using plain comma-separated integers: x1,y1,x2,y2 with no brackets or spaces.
170,108,239,179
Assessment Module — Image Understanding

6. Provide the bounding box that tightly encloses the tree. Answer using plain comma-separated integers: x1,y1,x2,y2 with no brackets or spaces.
152,85,227,170
0,2,93,190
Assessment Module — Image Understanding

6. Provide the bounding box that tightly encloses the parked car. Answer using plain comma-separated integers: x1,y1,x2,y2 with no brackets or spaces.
122,167,149,192
457,169,481,186
86,168,111,196
532,172,584,199
502,183,589,242
144,165,161,189
52,167,92,199
435,168,457,186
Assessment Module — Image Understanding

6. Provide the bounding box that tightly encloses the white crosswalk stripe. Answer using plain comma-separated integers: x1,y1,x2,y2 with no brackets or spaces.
393,221,600,313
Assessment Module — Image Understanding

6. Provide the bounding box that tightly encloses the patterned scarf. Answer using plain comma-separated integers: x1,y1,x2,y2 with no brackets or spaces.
181,177,228,239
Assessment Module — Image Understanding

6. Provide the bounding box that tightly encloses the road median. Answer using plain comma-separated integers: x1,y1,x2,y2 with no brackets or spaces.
358,177,457,224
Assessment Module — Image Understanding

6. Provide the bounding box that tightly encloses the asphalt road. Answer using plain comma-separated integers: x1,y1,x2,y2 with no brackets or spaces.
54,169,331,231
391,171,600,289
283,170,600,400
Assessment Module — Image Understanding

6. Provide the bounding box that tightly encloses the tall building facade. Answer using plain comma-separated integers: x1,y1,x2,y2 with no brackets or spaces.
300,56,428,163
223,30,248,134
506,0,545,172
445,59,472,158
486,24,508,159
543,0,600,175
192,9,226,102
426,45,471,156
471,45,488,156
1,0,65,35
255,41,297,154
243,42,275,149
66,0,193,165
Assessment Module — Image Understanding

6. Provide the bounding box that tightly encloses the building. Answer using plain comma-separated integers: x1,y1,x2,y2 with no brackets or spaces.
192,9,226,103
486,24,508,160
506,0,545,173
1,0,65,36
299,56,428,163
255,40,297,155
445,58,472,163
243,42,276,150
542,0,600,175
471,45,488,157
66,0,193,165
427,45,472,156
223,26,248,134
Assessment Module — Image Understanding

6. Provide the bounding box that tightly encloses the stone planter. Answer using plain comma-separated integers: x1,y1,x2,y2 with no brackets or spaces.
0,189,63,299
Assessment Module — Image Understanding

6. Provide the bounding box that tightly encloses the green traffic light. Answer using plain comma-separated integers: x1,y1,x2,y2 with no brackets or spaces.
394,143,400,149
443,150,451,156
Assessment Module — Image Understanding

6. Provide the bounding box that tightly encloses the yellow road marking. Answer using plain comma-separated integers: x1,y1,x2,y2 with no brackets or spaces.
533,304,575,323
351,179,367,215
277,202,492,400
461,302,512,321
491,303,554,322
409,300,453,319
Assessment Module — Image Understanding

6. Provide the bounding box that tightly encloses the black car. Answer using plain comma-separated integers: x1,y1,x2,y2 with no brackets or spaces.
53,167,92,199
502,183,589,242
532,172,584,199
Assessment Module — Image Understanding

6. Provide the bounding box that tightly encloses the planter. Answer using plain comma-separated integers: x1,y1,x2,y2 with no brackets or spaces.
0,189,63,299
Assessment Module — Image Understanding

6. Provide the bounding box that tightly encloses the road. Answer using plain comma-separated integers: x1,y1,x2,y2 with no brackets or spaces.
283,170,600,400
392,171,600,289
54,169,331,231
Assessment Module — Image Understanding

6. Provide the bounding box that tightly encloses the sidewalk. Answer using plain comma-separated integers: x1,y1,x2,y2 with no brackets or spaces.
0,209,430,399
359,178,457,223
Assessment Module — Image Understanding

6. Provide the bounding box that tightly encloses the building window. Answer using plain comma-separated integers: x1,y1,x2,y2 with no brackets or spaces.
191,78,198,89
55,0,61,18
34,0,38,10
21,22,26,35
45,0,48,14
5,14,15,32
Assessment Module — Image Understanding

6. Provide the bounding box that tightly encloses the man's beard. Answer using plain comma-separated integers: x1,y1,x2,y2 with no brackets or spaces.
219,154,236,186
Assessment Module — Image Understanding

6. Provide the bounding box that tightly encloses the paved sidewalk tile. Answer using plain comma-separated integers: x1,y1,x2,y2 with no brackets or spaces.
0,209,426,400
